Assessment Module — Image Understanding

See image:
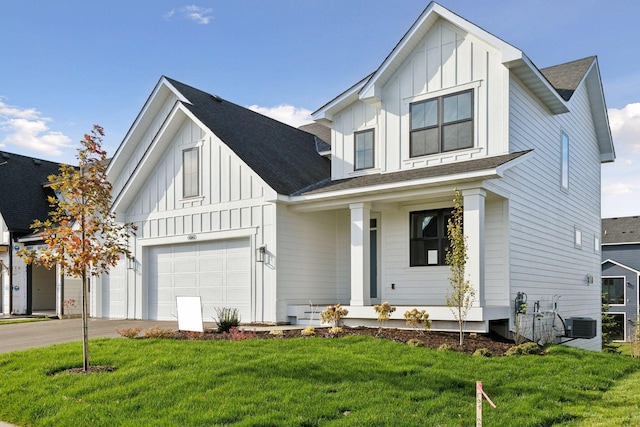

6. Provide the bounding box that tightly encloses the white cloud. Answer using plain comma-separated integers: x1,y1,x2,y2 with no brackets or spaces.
247,104,313,128
163,9,175,21
180,5,213,25
602,103,640,217
0,99,72,156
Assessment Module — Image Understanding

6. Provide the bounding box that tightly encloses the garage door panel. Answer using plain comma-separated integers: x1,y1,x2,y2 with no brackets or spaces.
147,238,251,321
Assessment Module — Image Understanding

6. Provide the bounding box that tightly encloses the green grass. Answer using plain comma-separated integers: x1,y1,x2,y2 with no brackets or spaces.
0,337,638,426
0,317,51,325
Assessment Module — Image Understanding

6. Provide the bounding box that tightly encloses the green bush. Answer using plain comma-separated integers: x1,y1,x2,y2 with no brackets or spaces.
437,343,454,352
506,342,542,356
472,348,492,357
215,307,240,333
407,338,424,347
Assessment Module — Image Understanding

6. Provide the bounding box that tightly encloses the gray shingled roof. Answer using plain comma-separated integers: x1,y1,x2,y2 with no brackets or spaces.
602,216,640,244
293,150,530,196
299,122,331,151
0,152,61,235
540,56,596,101
165,78,330,196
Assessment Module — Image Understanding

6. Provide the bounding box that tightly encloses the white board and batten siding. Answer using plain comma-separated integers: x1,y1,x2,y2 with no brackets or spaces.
487,75,603,350
331,19,508,181
275,207,343,321
103,117,277,323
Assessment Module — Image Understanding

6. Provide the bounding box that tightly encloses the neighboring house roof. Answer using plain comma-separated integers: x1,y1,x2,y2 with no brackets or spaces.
601,259,640,276
164,78,331,196
0,151,61,235
293,150,531,197
539,56,596,101
298,122,332,151
602,216,640,244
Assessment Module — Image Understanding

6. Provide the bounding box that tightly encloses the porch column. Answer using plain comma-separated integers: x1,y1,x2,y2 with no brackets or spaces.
462,189,485,307
350,202,370,307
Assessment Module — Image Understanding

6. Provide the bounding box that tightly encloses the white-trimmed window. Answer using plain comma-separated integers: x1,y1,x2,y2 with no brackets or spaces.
354,129,374,170
594,236,600,253
602,277,625,305
574,227,582,249
182,147,200,198
410,90,473,157
561,132,569,190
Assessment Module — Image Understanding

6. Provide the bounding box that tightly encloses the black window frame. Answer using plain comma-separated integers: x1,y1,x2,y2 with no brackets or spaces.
354,129,375,171
409,209,454,267
410,89,474,158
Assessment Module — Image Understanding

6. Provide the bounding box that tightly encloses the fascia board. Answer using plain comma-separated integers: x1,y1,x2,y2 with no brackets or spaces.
285,168,500,204
583,61,615,163
108,77,190,178
602,258,640,276
360,2,523,101
312,78,368,122
507,55,569,114
111,103,188,215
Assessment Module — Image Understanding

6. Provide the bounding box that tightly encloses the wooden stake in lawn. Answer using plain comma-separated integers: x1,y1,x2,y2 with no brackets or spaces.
17,125,135,372
476,381,497,427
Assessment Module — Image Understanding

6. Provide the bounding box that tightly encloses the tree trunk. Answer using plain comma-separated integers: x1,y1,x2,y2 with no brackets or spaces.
82,268,89,371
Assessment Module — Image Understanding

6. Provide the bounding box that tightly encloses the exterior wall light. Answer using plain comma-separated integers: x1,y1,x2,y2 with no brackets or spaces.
257,245,266,263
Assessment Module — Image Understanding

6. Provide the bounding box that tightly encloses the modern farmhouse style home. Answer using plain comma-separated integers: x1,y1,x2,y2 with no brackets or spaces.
95,2,614,350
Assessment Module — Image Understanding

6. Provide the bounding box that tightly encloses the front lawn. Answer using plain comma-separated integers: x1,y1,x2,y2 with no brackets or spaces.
0,336,638,426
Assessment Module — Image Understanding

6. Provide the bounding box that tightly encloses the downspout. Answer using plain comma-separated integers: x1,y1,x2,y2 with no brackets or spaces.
8,232,13,314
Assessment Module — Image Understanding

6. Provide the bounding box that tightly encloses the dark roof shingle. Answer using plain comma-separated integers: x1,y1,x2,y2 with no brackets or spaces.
540,56,596,101
602,216,640,244
165,78,330,196
0,152,61,235
294,150,530,196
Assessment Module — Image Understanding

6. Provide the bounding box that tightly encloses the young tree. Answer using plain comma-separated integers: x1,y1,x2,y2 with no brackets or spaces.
445,190,475,346
18,125,134,371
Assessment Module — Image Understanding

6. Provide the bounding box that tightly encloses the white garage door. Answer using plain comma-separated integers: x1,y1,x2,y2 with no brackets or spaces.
147,239,251,321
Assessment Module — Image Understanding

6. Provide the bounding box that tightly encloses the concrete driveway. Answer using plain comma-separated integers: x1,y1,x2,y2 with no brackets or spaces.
0,318,213,354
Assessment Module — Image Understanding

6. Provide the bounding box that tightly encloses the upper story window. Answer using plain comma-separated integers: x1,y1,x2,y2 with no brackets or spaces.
182,147,200,198
410,90,473,157
354,129,375,170
410,209,453,266
561,132,569,190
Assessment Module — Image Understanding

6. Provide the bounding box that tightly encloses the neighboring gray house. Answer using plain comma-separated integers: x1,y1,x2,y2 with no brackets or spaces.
96,2,613,350
0,151,82,318
602,216,640,341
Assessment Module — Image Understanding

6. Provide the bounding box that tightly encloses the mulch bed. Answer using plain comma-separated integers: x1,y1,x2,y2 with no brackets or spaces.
172,326,515,356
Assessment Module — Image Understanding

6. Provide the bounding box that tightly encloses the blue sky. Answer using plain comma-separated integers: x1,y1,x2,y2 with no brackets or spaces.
1,1,639,217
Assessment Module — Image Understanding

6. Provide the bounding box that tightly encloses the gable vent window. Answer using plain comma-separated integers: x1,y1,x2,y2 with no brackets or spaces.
561,132,569,190
182,147,200,198
354,129,375,170
410,90,473,157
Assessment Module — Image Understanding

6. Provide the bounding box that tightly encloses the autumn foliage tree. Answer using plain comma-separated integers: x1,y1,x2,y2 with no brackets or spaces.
445,190,475,347
18,125,134,371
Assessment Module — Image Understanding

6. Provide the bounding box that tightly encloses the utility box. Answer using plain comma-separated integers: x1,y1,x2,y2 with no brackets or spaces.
565,317,597,339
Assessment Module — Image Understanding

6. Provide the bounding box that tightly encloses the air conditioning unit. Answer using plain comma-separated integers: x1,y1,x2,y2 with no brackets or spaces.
565,317,597,339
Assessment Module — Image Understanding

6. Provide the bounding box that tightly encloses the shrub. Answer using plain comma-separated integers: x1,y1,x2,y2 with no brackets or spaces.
115,327,141,339
320,304,348,328
222,327,256,341
404,308,431,332
143,326,174,338
506,342,542,356
373,302,396,326
472,348,492,357
269,329,284,337
437,343,454,352
300,326,315,336
407,338,424,347
215,307,240,333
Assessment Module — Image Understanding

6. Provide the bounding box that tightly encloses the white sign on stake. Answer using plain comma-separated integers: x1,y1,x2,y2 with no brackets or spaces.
176,296,204,332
